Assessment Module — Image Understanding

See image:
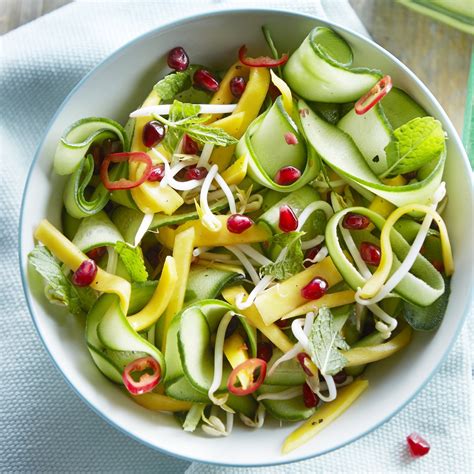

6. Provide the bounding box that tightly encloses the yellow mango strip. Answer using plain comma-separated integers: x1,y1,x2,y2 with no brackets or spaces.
161,227,195,350
220,155,248,186
254,257,343,325
156,215,271,249
224,332,251,388
343,325,412,366
211,112,245,139
222,286,293,353
383,175,407,186
129,89,183,215
369,196,395,219
127,256,178,332
211,67,270,171
206,62,250,123
282,380,369,454
198,261,245,275
270,70,293,115
359,203,454,299
281,290,356,320
130,392,192,412
34,220,131,312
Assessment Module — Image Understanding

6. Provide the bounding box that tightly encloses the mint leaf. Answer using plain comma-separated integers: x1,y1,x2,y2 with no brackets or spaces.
115,241,148,282
260,232,304,280
381,117,445,178
308,307,349,376
153,71,192,101
28,246,84,316
182,124,238,147
169,100,202,123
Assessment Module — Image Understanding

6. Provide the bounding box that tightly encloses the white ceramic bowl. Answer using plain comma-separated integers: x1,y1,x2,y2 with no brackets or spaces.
20,8,473,467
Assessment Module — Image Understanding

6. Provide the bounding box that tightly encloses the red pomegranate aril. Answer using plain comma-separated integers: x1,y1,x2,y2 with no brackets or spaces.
274,166,301,186
360,241,381,266
342,213,370,230
182,134,199,155
279,205,298,232
148,164,165,182
142,120,166,148
227,214,254,234
72,260,97,287
302,383,319,408
194,69,220,92
167,46,189,71
257,342,273,363
406,433,430,457
86,246,106,262
230,76,246,98
184,166,208,181
304,245,322,268
301,277,328,300
333,370,347,385
297,352,315,376
275,319,290,329
284,132,299,145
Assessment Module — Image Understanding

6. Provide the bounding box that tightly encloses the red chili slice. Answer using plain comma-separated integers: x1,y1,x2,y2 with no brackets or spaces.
122,356,161,395
238,45,289,68
354,75,392,115
100,152,152,191
227,358,267,396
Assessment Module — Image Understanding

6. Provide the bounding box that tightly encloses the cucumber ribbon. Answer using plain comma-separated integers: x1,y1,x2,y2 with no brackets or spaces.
325,207,447,307
54,117,128,175
236,96,320,192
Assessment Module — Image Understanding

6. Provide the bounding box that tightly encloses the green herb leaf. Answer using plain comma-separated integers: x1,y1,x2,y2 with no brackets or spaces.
308,307,349,376
260,231,304,280
28,246,84,315
169,100,201,123
182,124,238,147
115,241,148,282
381,117,445,178
153,71,192,101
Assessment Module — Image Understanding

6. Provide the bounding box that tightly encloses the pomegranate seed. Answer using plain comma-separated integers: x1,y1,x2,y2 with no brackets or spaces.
284,132,298,145
297,353,315,376
167,46,189,71
333,370,347,385
303,246,322,268
148,164,165,182
227,214,254,234
182,134,199,155
86,246,106,262
274,166,301,186
301,277,328,300
230,76,246,98
184,166,208,181
275,319,290,329
257,342,273,363
302,383,319,408
268,82,281,101
342,212,370,230
360,242,381,266
72,260,97,287
142,121,165,148
431,260,444,273
193,69,219,92
279,205,298,232
406,433,430,457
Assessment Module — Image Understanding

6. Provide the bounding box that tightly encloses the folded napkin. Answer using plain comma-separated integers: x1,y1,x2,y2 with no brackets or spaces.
0,1,472,472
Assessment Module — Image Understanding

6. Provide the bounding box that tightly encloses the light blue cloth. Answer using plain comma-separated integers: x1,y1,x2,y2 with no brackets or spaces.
0,1,472,472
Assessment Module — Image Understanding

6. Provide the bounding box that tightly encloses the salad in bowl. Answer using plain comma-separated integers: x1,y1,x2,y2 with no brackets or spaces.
27,24,454,454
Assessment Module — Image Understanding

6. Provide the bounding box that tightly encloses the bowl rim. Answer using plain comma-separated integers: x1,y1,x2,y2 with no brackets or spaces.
19,7,473,468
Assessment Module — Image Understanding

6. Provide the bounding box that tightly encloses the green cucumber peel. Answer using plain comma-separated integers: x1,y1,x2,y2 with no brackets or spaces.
54,117,128,175
97,295,166,380
284,27,380,103
299,99,446,207
237,98,320,192
325,206,445,306
72,211,123,253
63,154,109,218
403,277,451,331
